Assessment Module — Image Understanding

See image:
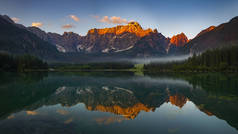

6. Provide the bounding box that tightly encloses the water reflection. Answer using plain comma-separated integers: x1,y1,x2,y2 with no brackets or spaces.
0,72,238,134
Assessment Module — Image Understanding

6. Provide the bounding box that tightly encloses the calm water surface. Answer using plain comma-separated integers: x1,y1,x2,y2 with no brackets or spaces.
0,72,238,134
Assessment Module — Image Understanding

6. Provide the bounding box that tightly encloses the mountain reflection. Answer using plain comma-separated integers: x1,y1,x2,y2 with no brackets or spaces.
87,103,154,119
0,72,238,131
168,93,188,108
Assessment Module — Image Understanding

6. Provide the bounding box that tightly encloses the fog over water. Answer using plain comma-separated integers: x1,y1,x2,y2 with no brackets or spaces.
78,54,191,64
131,54,191,64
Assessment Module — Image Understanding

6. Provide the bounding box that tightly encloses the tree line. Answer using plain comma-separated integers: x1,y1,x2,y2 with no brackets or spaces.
0,53,48,72
145,45,238,72
53,62,135,71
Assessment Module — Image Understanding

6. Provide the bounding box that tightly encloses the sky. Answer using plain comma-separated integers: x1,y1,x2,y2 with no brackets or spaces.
0,0,238,39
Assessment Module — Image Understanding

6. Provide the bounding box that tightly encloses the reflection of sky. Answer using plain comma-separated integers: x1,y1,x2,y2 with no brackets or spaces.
2,101,237,134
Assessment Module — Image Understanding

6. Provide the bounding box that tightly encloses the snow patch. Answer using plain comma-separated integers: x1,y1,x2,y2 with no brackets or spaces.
102,48,110,53
102,86,110,91
55,86,66,94
56,44,66,53
114,87,133,94
115,46,134,52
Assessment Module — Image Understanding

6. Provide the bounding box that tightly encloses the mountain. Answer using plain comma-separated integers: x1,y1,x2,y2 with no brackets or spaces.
165,33,189,55
2,14,237,61
28,22,156,53
185,16,238,53
170,33,189,47
76,22,159,53
28,21,171,57
169,93,187,108
27,27,81,52
123,31,169,57
195,26,216,38
0,14,172,62
0,15,60,61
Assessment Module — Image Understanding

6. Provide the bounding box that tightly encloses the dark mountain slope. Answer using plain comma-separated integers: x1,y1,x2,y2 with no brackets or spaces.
28,26,81,52
185,16,238,53
0,15,60,61
123,31,169,57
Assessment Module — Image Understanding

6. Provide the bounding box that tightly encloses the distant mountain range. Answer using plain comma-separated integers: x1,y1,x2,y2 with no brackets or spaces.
27,21,171,55
0,14,237,62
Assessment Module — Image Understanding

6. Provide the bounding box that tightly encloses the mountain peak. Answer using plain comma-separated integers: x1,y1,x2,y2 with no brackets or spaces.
229,16,238,23
170,33,189,47
180,32,186,36
0,15,15,24
63,31,79,36
87,22,154,37
128,21,140,25
128,21,142,28
196,26,216,38
188,16,238,53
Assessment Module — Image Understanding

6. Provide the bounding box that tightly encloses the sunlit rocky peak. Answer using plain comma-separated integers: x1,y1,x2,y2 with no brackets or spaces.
87,21,156,37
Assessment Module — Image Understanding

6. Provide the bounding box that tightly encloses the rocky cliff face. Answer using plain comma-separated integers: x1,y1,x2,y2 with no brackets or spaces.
48,32,81,52
165,33,189,55
124,31,169,57
170,33,189,47
27,27,81,52
77,22,157,53
87,22,153,37
27,27,48,41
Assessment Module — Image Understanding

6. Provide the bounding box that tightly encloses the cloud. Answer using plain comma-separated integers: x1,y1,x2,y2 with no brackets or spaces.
11,17,20,23
69,15,80,22
99,16,110,23
110,16,128,24
32,22,43,27
99,16,128,24
62,24,74,29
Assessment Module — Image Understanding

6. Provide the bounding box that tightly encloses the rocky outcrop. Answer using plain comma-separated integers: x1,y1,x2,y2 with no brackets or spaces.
170,33,189,47
87,22,153,37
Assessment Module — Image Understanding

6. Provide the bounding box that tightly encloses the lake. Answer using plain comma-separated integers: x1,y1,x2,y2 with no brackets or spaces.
0,72,238,134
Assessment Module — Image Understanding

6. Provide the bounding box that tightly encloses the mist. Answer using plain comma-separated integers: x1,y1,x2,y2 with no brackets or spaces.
61,54,191,64
119,54,191,64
